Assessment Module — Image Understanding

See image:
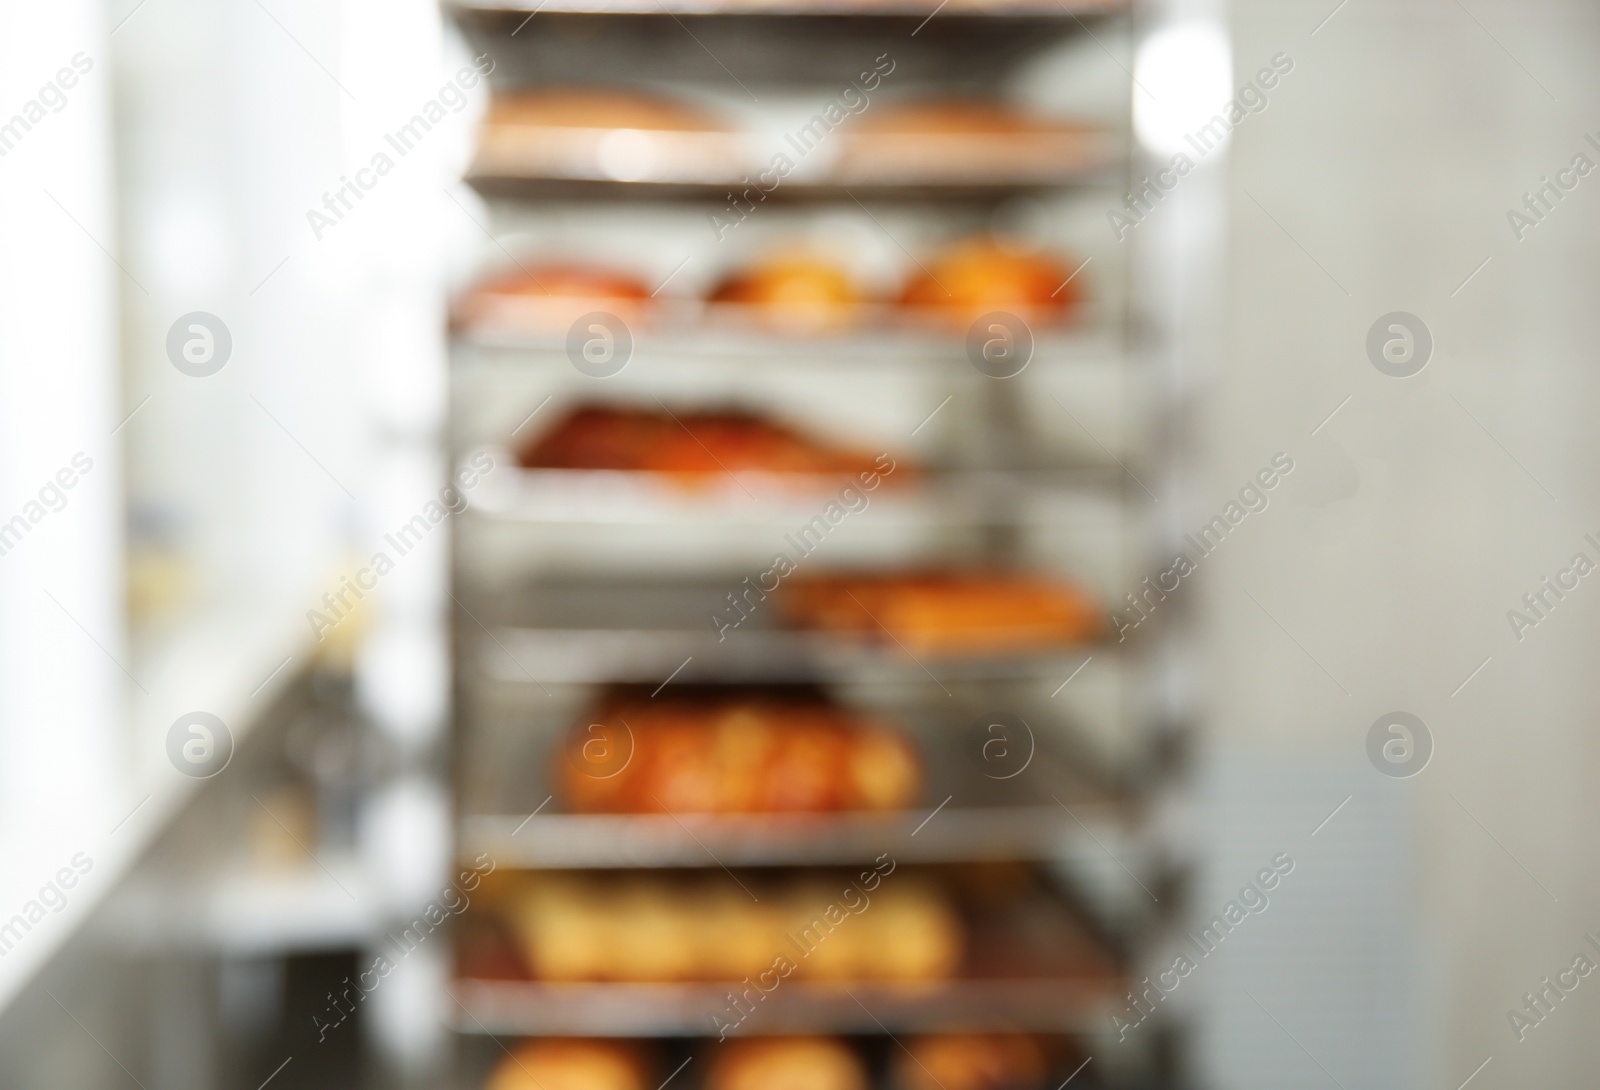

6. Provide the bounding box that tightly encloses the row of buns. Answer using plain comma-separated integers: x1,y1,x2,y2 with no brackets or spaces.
517,404,895,482
476,88,1107,187
459,238,1084,334
485,871,963,983
560,687,921,815
486,1035,1060,1090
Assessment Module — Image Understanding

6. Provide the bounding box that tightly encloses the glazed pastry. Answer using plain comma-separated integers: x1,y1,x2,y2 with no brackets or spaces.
456,263,652,332
611,879,701,982
475,88,741,183
485,1040,652,1090
867,881,965,980
495,871,964,984
474,264,650,302
488,89,727,133
708,1038,868,1090
838,101,1105,185
518,404,891,483
890,1035,1048,1090
780,571,1102,654
507,874,612,981
899,238,1082,328
709,255,863,332
555,688,920,815
846,728,922,810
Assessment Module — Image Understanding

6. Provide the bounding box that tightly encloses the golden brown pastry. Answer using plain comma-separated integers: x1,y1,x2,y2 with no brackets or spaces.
779,571,1102,654
489,89,726,132
698,886,785,981
555,688,920,815
783,879,861,981
837,101,1104,185
847,728,922,811
709,255,863,332
456,263,652,332
899,238,1082,328
475,88,740,183
707,1038,867,1090
859,101,1068,137
485,1040,652,1090
474,264,650,302
890,1035,1048,1090
506,874,612,982
866,881,965,981
611,879,701,982
518,405,893,486
492,870,965,985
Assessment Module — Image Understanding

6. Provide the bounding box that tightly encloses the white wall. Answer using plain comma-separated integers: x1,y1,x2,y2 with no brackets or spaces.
1198,1,1600,1086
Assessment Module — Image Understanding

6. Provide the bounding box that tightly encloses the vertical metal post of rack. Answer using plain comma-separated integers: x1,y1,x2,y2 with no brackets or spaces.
1126,0,1229,1082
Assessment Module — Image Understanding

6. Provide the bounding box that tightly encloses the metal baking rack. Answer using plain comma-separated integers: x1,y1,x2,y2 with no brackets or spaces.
450,0,1122,20
445,0,1183,1084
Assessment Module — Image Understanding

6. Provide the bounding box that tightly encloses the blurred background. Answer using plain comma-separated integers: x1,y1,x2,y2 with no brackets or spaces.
0,0,1595,1088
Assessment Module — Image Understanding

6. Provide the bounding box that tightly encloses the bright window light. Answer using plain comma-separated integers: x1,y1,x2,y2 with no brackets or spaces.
1134,22,1234,158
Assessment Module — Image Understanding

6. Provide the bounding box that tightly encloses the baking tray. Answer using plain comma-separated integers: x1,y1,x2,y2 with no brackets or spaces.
457,579,1109,685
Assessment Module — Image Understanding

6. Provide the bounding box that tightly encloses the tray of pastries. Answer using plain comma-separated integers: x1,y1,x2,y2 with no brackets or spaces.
557,686,921,815
458,864,1119,984
473,87,745,184
454,864,1125,1034
834,101,1112,186
453,238,1085,337
454,264,655,334
481,1034,1078,1090
463,575,1106,687
777,570,1103,654
469,87,1111,190
489,403,905,506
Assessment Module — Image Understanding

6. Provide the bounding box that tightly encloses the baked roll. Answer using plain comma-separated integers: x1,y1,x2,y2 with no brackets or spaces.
899,238,1082,328
475,87,741,183
780,571,1102,654
838,100,1106,185
456,263,652,332
890,1035,1048,1090
710,255,863,333
485,1040,653,1090
556,688,921,815
518,404,891,483
708,1038,867,1090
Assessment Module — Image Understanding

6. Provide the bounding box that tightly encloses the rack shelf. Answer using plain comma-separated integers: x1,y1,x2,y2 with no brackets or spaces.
464,466,1136,527
449,976,1123,1036
461,801,1130,869
475,621,1104,685
452,322,1119,364
466,173,1122,205
450,0,1122,18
